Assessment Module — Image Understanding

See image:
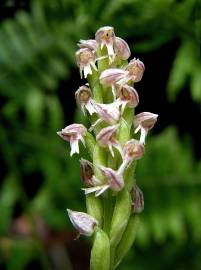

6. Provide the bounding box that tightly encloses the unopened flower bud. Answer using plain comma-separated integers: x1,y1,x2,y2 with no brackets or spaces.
116,85,139,113
67,209,98,236
75,48,97,78
57,124,87,156
134,112,158,144
126,58,145,82
95,26,116,62
131,184,144,213
96,124,122,157
114,37,131,60
75,86,96,115
80,159,94,187
78,39,98,51
123,139,144,163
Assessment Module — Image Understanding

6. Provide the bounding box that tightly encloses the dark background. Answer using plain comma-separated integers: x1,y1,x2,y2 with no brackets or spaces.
0,0,201,269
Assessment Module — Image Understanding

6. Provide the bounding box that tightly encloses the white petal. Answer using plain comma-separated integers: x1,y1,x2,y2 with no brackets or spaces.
85,102,97,115
140,128,148,144
90,61,98,71
89,118,103,132
70,140,79,156
108,143,115,157
95,185,110,197
84,65,92,78
134,125,141,134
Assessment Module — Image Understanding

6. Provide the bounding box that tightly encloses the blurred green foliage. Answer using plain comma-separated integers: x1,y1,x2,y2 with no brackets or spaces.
0,0,200,269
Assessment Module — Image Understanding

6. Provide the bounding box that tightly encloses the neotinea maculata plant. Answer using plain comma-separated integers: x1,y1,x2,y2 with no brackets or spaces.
57,26,158,270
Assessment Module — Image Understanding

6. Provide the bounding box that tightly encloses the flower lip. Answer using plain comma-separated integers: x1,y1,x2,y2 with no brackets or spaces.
67,209,98,236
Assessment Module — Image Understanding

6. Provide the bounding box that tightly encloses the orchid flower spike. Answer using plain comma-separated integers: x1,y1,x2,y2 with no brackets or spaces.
116,84,139,113
114,37,131,60
95,26,116,63
78,39,98,51
75,48,97,78
123,139,145,166
134,112,158,144
67,209,98,237
96,124,123,157
131,184,144,214
125,58,145,83
57,124,87,156
75,85,96,115
89,102,121,131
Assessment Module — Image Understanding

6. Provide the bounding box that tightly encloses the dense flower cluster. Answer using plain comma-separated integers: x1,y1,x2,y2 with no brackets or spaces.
57,26,158,269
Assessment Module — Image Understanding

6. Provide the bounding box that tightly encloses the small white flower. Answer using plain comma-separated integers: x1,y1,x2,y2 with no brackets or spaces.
96,124,123,157
134,112,158,144
123,139,145,165
125,58,145,83
57,124,87,156
67,209,98,236
75,48,97,78
95,26,116,63
116,85,139,113
75,86,96,115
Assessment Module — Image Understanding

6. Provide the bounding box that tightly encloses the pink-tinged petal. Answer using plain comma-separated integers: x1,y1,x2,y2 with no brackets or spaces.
126,58,145,82
67,209,98,236
78,39,98,51
134,112,158,130
96,124,122,157
99,166,124,192
93,102,120,125
114,37,131,60
100,68,128,87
